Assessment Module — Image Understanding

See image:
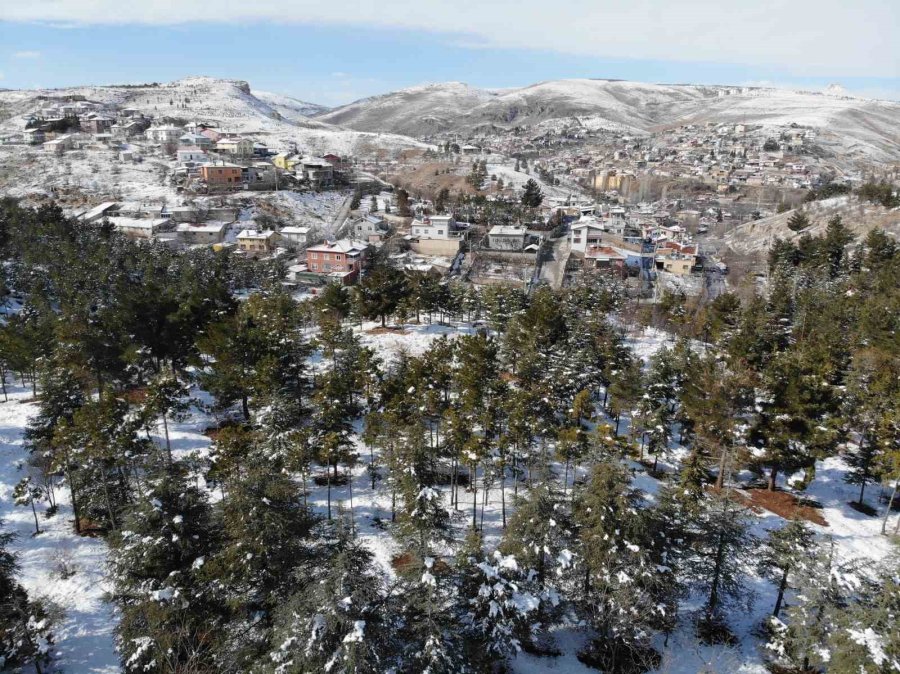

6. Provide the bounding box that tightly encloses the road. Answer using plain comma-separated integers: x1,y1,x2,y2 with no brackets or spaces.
326,193,354,240
539,235,572,290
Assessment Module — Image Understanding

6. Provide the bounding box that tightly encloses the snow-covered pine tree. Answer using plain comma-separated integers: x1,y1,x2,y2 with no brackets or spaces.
109,462,218,673
457,529,540,669
827,562,900,674
0,521,54,674
267,517,396,674
573,461,676,672
757,519,817,617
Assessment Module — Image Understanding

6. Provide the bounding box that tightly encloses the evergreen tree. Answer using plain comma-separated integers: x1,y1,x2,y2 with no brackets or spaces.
521,179,543,208
757,519,817,617
0,521,54,674
267,518,395,674
109,463,219,673
787,211,809,232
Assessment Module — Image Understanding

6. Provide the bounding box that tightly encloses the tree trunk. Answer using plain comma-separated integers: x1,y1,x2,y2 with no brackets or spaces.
472,466,478,530
30,498,41,535
63,446,82,535
501,464,506,529
773,567,789,617
241,394,250,421
326,468,332,521
881,478,898,534
768,465,778,491
162,414,172,463
707,506,728,616
858,479,867,507
716,445,728,490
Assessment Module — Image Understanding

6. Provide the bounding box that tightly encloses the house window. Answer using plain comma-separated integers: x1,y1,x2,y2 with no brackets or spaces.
437,230,444,236
311,264,318,270
310,253,317,259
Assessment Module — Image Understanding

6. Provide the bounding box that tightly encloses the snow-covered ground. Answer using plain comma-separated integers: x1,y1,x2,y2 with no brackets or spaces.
1,320,896,673
0,385,119,674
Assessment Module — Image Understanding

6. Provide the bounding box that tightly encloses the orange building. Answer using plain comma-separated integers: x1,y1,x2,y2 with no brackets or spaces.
200,163,242,191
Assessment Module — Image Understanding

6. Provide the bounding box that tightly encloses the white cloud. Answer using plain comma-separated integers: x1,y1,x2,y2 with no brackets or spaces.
12,50,42,59
4,0,898,78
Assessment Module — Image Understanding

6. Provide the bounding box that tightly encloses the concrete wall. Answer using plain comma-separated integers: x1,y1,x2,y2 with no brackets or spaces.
409,238,461,256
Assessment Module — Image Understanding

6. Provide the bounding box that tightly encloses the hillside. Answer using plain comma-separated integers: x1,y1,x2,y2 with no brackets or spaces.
0,76,424,156
252,89,331,121
317,78,900,162
723,196,900,256
317,81,497,138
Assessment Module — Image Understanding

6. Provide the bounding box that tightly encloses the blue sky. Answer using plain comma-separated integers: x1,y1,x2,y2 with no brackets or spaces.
1,1,898,106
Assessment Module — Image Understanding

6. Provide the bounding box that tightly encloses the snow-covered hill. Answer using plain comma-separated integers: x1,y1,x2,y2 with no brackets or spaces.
0,76,424,156
252,90,331,121
723,196,900,256
317,78,900,161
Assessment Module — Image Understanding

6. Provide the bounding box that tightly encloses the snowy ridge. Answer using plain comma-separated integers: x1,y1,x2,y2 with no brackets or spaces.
316,78,900,160
252,90,331,121
0,76,426,156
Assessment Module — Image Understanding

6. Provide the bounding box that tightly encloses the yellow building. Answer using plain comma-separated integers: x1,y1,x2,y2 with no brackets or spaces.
273,152,301,171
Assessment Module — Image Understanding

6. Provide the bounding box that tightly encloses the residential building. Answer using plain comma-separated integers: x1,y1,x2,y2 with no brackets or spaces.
237,229,277,255
488,224,528,251
353,214,389,243
305,239,370,284
569,217,605,253
200,163,243,191
176,221,229,246
179,132,212,149
81,116,114,135
278,226,313,249
145,125,183,144
273,152,302,171
23,128,45,144
107,217,169,240
410,215,459,240
177,146,208,163
300,158,334,187
215,137,254,160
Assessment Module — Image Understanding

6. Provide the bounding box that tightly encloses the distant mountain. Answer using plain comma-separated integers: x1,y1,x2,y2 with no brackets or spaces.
252,90,330,121
0,76,424,155
316,81,498,137
316,78,900,162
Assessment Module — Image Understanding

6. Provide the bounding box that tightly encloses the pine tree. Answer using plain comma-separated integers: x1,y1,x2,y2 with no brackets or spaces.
353,264,407,327
766,538,849,672
142,372,191,462
267,518,395,674
574,461,675,672
684,493,756,641
757,519,817,617
827,563,900,674
109,463,219,673
787,211,809,232
458,529,540,667
0,521,54,674
521,179,543,208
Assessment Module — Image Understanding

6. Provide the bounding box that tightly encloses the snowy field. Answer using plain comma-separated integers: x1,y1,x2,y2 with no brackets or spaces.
1,321,896,673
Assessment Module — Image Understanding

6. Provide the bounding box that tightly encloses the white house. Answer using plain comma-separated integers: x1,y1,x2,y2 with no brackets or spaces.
278,226,313,248
177,146,208,163
353,214,389,242
488,225,528,251
410,215,460,240
108,217,169,240
145,125,183,144
569,217,605,254
176,221,229,246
